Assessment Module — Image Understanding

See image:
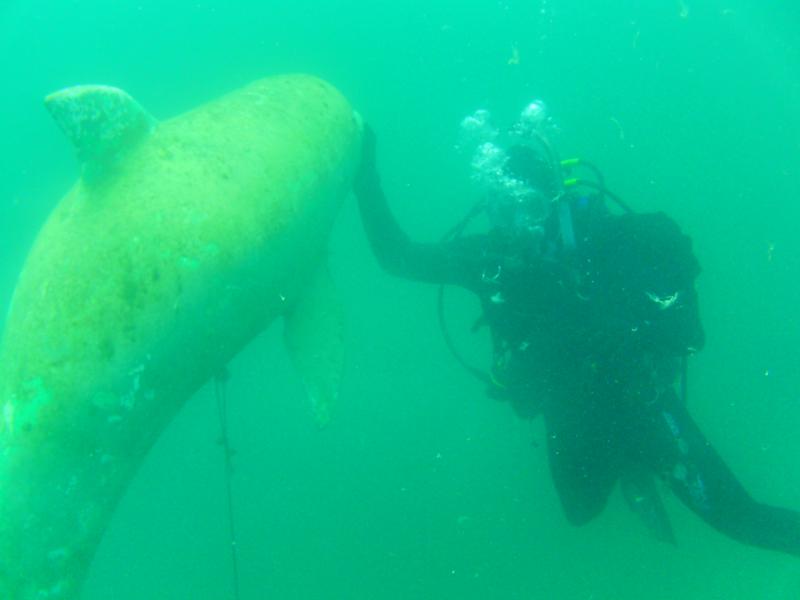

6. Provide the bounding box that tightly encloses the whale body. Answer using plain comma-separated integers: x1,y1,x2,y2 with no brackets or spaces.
0,74,361,598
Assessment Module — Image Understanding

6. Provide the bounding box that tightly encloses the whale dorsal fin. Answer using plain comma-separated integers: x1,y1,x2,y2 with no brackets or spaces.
44,85,157,171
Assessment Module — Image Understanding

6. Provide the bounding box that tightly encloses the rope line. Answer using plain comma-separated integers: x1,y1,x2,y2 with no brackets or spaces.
215,369,241,600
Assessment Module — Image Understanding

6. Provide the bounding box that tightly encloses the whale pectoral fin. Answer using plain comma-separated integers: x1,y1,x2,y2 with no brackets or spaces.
44,84,157,173
283,262,344,427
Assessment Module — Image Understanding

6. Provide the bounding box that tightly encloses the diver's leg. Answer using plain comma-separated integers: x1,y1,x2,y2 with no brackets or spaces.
544,407,620,526
648,390,800,557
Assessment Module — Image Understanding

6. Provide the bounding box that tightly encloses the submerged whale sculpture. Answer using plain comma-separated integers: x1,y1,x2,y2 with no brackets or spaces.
0,74,362,599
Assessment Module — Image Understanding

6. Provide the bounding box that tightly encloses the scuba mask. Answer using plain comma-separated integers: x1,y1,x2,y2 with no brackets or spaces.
459,101,563,238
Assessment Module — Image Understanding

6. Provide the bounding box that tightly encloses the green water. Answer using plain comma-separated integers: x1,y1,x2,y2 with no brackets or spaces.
1,1,799,597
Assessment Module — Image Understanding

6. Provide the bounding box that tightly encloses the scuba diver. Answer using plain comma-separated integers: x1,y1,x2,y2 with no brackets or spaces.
353,103,800,556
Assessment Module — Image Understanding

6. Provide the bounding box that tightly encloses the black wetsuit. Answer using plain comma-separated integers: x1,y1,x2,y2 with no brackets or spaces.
354,128,800,557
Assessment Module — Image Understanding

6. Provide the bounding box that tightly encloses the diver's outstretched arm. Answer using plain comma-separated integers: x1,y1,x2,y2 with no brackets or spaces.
354,125,484,287
651,390,800,557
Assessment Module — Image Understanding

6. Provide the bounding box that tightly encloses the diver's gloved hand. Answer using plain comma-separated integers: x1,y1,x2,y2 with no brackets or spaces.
354,122,379,196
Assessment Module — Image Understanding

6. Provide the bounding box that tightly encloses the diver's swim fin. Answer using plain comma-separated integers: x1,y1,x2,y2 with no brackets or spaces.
621,471,676,545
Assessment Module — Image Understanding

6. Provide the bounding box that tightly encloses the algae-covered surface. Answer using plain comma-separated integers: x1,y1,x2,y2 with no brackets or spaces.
1,1,799,598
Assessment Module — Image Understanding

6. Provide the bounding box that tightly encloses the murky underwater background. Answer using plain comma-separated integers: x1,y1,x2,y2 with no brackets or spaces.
1,1,799,597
